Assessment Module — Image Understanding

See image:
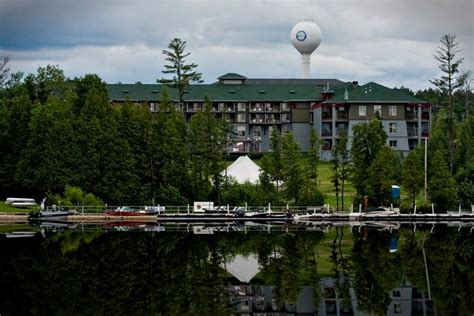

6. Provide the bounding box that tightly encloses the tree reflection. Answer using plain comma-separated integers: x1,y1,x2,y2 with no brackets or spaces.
0,225,472,315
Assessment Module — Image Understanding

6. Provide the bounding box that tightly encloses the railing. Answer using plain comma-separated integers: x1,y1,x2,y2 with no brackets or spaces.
421,112,430,120
322,131,332,137
407,130,417,137
321,113,332,120
336,112,349,120
421,130,430,137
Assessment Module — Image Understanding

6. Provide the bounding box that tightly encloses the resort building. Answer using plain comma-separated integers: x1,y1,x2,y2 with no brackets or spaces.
107,73,430,159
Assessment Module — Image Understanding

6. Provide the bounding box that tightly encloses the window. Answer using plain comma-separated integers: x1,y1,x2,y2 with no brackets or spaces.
389,105,397,116
389,123,397,134
374,105,382,116
281,102,289,111
358,105,366,116
237,102,246,111
149,102,157,112
393,302,402,314
390,140,397,148
282,113,291,122
392,290,401,297
237,113,246,123
236,125,246,137
253,126,261,137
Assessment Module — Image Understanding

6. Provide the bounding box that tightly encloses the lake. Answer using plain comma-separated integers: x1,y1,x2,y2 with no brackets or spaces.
0,221,472,315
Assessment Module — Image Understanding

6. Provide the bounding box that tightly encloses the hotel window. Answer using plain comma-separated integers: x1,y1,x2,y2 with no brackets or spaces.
237,113,246,123
281,102,289,111
149,102,157,112
390,140,397,148
393,303,402,314
374,105,382,116
389,123,397,134
389,105,397,116
237,102,246,111
253,126,261,137
359,105,366,117
236,126,246,137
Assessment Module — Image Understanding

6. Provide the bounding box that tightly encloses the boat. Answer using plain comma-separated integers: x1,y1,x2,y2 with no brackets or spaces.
105,206,164,216
5,231,36,238
6,197,35,204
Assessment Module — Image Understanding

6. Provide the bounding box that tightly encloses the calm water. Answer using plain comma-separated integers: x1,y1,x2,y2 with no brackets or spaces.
0,221,472,315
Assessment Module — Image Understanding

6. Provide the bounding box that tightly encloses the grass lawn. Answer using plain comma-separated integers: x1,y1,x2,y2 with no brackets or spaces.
315,228,354,276
0,201,34,213
316,161,356,212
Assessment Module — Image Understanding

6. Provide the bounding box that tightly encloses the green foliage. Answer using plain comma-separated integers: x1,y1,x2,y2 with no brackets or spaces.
366,146,397,206
351,116,387,202
281,132,303,204
428,150,458,211
220,181,260,206
402,149,423,209
48,185,104,206
158,38,203,107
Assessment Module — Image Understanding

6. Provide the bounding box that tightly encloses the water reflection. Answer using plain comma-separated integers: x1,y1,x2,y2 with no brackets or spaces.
0,222,472,315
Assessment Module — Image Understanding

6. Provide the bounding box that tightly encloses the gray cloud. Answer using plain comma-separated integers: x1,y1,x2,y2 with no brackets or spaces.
1,0,473,90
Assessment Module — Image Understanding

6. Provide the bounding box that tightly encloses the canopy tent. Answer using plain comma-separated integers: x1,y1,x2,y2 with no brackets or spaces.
222,155,261,184
223,254,260,283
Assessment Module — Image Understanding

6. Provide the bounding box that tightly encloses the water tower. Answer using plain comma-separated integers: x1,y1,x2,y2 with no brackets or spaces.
290,20,322,79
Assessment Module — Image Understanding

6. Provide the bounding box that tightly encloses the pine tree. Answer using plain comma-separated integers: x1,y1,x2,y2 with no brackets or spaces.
307,128,320,183
430,34,464,173
158,38,203,108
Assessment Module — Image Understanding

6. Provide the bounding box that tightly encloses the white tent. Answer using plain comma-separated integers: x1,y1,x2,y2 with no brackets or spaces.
223,254,260,283
222,155,261,184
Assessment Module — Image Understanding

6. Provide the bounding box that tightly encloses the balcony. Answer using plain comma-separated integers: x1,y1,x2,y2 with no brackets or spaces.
405,113,418,120
322,130,333,137
421,112,430,120
421,130,430,137
321,112,332,120
336,112,349,120
407,129,418,137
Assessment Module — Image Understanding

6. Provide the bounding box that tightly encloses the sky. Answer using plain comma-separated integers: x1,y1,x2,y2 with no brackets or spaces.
1,0,473,91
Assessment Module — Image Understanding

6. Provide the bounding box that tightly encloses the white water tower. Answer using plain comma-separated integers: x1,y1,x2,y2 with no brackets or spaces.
291,20,322,79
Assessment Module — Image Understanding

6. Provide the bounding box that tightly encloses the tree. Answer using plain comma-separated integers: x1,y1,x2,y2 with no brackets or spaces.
457,70,472,120
153,87,189,204
428,149,458,211
158,38,203,108
306,128,320,183
351,116,387,201
430,34,464,173
269,127,284,193
0,56,10,87
188,96,227,202
402,149,423,209
280,132,303,204
331,130,350,211
366,146,397,206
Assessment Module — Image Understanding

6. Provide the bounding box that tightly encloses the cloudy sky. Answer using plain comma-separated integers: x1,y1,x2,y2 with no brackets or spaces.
1,0,473,90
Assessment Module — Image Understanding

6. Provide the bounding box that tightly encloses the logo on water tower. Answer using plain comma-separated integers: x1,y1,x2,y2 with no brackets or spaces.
296,30,307,41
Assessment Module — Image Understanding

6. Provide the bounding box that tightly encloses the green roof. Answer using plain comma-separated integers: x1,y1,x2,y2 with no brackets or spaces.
107,83,326,102
217,73,247,80
324,82,427,104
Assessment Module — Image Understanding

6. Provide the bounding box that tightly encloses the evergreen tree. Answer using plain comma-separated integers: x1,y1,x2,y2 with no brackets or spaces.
351,116,387,201
0,99,10,190
280,132,303,204
258,154,279,204
188,96,227,202
153,88,189,205
269,127,283,193
428,149,458,211
366,146,397,206
430,34,464,173
16,96,80,194
158,38,203,108
402,149,423,209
